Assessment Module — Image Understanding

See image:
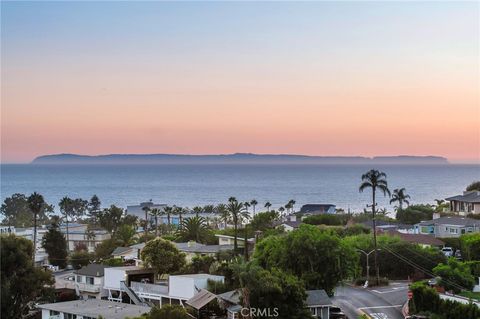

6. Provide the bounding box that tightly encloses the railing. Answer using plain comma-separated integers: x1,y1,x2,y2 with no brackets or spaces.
48,315,61,319
76,282,101,293
130,281,169,296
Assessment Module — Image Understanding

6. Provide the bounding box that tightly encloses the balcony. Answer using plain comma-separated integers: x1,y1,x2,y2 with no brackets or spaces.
76,282,102,293
130,281,168,299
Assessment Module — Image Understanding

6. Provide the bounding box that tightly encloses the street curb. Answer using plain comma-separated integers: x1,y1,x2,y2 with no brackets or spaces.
359,309,372,319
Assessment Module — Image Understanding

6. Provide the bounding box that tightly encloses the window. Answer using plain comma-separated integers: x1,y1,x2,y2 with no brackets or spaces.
86,277,94,285
64,314,77,319
76,275,82,283
50,310,60,316
449,228,458,234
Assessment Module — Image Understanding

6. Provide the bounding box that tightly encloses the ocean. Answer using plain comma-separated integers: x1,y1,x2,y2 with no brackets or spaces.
1,164,479,214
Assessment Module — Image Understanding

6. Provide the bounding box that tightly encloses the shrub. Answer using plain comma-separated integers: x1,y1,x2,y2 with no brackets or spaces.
69,251,93,269
432,259,475,293
303,214,342,226
466,181,480,192
460,233,480,261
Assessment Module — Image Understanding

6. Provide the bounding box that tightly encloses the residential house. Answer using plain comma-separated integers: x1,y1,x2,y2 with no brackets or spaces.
379,229,445,248
300,204,336,215
74,264,108,300
104,266,155,303
126,201,167,222
60,224,110,252
215,234,255,247
361,220,415,234
414,216,480,238
306,290,333,318
217,289,334,319
276,214,302,232
446,191,480,215
38,299,150,319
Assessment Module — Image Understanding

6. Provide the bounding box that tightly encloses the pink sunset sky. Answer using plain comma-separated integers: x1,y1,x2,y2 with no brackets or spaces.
1,2,479,163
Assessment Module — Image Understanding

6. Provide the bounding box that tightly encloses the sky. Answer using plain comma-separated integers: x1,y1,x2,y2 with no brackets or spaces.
1,1,479,163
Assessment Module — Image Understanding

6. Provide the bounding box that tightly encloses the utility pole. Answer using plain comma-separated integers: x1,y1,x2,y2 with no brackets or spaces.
357,249,380,286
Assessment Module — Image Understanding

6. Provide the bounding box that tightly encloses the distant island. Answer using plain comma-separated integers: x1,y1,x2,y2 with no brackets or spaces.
31,153,449,165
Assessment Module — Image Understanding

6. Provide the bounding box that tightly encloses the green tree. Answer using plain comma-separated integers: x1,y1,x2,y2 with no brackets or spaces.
359,169,391,285
115,224,136,247
216,204,230,229
254,224,358,295
164,206,173,229
390,188,411,211
227,198,248,253
176,216,210,243
95,238,118,260
303,214,342,226
149,208,163,237
88,195,101,225
70,250,92,269
27,192,47,262
97,205,125,234
192,206,203,217
466,181,480,192
148,304,190,319
250,199,258,215
1,193,52,227
396,205,434,224
141,238,186,278
1,235,54,318
238,264,311,319
460,233,480,261
288,199,296,213
250,211,280,231
433,259,475,293
42,217,68,269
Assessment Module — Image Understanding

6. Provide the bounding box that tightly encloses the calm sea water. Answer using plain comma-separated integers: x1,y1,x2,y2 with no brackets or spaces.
1,164,479,213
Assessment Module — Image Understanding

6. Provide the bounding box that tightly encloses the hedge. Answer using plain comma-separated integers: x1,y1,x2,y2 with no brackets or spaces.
409,281,480,319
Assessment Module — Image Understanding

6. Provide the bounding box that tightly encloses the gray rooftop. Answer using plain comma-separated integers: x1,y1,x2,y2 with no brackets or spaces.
74,264,107,277
37,299,150,319
417,216,480,227
306,290,332,307
446,191,480,203
111,246,134,256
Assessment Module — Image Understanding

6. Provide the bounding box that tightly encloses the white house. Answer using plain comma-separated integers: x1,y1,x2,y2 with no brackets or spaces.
74,264,108,300
414,215,480,238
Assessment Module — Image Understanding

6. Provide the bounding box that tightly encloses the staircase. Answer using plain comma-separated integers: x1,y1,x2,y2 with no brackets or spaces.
120,281,149,306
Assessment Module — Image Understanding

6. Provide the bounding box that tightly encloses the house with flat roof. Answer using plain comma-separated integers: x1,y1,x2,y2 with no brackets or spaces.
446,191,480,215
414,216,480,238
38,299,150,319
300,204,336,215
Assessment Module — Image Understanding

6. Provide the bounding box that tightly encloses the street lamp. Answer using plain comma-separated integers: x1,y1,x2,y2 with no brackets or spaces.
356,249,381,286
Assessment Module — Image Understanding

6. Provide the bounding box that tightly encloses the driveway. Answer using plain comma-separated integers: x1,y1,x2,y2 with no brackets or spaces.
332,281,409,319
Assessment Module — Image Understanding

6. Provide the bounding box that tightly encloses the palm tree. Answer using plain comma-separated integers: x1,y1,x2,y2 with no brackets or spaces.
216,204,230,229
173,206,185,229
27,192,45,263
278,206,285,218
285,202,292,214
244,202,251,216
227,199,246,253
142,205,151,237
176,216,209,243
250,199,258,216
288,199,296,213
264,201,272,212
59,196,73,251
359,169,391,285
164,206,173,228
149,208,163,237
192,206,203,218
390,188,411,211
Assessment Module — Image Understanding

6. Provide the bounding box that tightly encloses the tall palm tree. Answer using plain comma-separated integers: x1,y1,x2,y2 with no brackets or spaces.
164,206,173,228
359,169,391,285
59,196,73,251
216,204,230,229
142,206,150,237
227,199,246,253
285,202,292,214
173,206,185,229
264,201,272,212
149,208,163,237
28,192,45,263
278,206,285,218
244,202,251,216
288,199,296,213
192,206,203,218
250,199,258,216
390,188,411,211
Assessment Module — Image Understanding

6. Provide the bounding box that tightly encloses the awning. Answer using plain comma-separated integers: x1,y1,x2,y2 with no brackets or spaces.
186,289,217,310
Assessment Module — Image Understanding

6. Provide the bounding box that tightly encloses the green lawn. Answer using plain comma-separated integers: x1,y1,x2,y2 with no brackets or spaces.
459,291,480,301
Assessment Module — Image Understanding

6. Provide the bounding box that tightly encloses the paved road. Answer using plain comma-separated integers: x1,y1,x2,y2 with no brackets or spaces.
332,281,409,319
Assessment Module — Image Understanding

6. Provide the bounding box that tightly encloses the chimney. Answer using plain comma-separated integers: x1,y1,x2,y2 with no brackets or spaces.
289,215,297,222
433,212,440,220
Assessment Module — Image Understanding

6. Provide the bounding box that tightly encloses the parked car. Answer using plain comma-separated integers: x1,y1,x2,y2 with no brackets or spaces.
329,306,347,319
454,250,462,260
441,247,454,257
